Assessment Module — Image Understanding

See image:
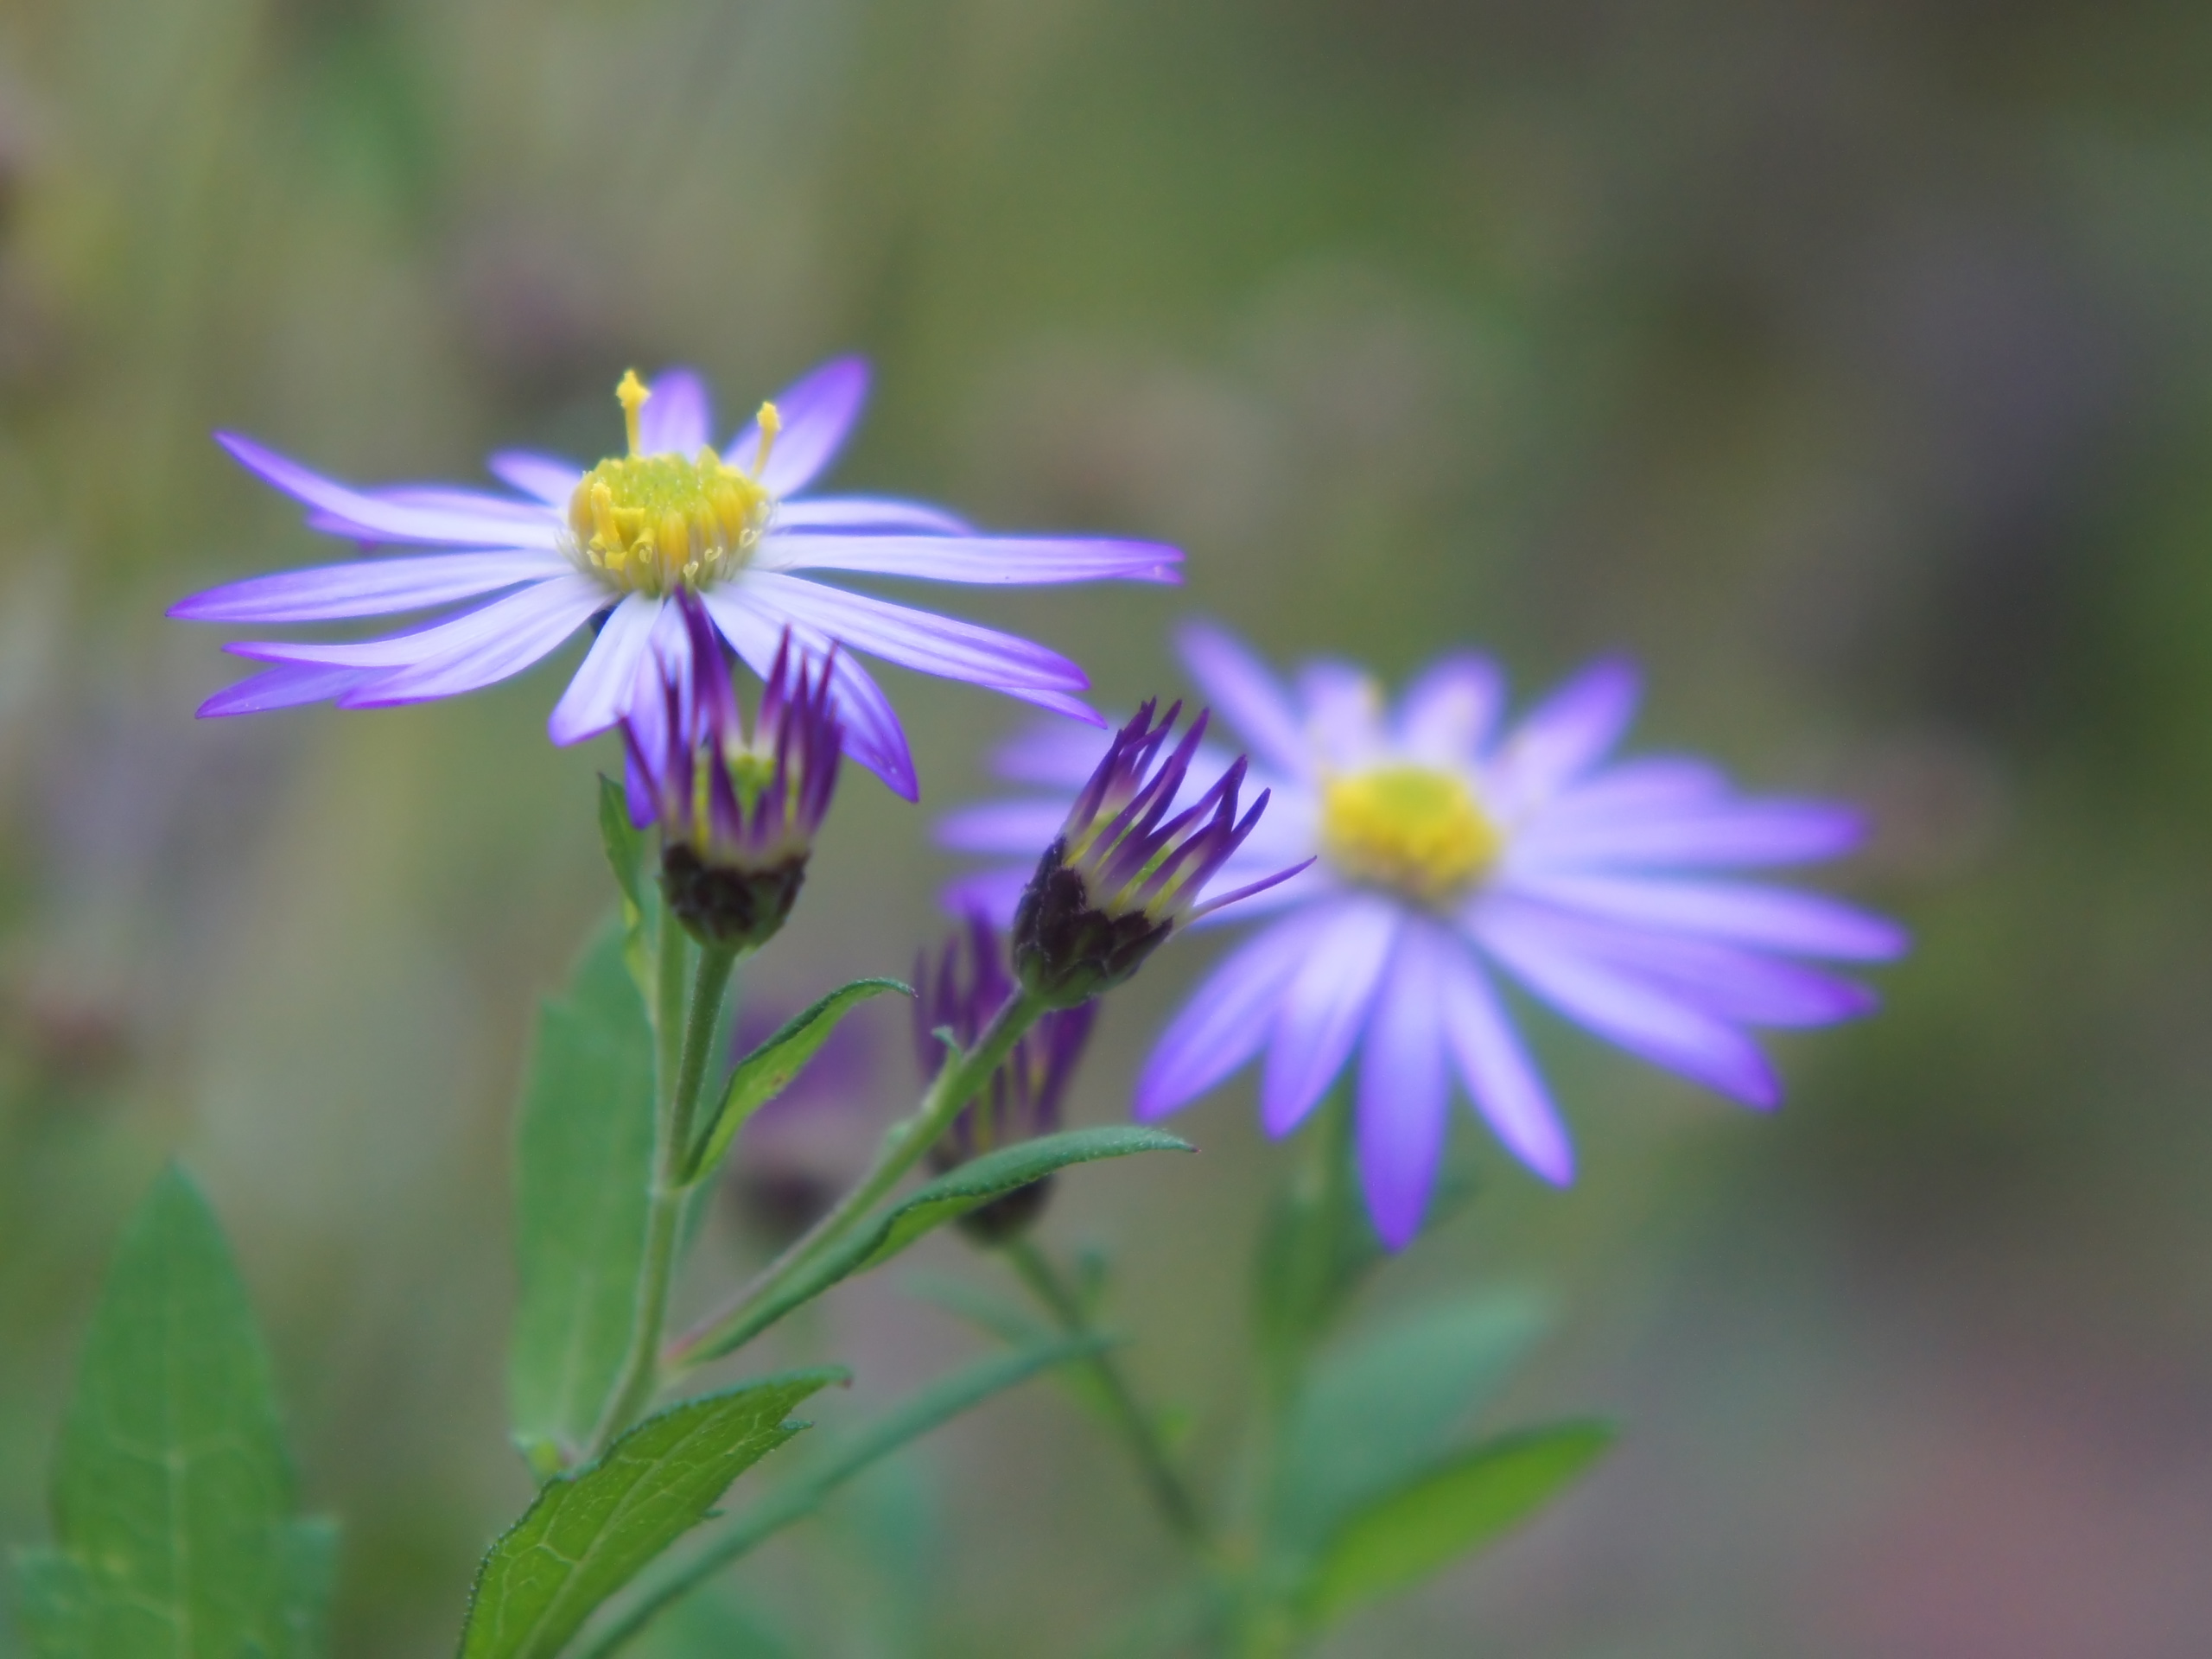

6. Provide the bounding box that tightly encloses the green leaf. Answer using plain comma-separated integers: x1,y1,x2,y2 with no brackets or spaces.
14,1166,335,1659
685,978,912,1181
578,1335,1107,1657
1302,1422,1615,1626
598,774,648,918
694,1127,1192,1362
1270,1291,1550,1555
461,1370,842,1659
509,923,659,1472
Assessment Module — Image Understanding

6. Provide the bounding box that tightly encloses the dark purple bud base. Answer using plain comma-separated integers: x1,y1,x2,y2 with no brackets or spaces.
1011,840,1172,1008
662,845,809,950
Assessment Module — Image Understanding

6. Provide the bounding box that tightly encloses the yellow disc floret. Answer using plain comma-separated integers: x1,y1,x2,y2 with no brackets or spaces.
568,371,779,595
1319,764,1502,904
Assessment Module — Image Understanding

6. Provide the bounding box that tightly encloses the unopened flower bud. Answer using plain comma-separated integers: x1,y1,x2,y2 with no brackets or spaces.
1011,700,1308,1007
623,593,841,950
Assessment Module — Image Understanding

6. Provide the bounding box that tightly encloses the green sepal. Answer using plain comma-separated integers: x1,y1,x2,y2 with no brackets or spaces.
691,1127,1192,1363
507,922,658,1472
460,1370,843,1659
1300,1421,1615,1627
599,774,649,918
578,1336,1108,1657
684,977,912,1183
13,1165,336,1659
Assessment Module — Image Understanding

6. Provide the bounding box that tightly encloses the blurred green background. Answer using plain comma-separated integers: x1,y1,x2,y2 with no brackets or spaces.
3,0,2211,1653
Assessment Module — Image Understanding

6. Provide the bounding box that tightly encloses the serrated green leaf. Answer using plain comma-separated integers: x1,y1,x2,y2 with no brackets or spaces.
1303,1422,1614,1626
686,978,912,1181
598,775,648,917
696,1128,1192,1362
579,1335,1106,1657
1270,1291,1550,1555
16,1166,334,1659
508,924,660,1471
461,1370,842,1659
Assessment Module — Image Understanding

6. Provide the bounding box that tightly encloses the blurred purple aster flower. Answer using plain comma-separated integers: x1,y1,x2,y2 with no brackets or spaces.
170,360,1182,799
915,912,1098,1242
1007,698,1311,1008
942,621,1907,1249
623,591,839,949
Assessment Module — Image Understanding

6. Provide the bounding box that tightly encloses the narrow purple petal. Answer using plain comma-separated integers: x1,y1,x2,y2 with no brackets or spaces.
1261,898,1402,1136
700,584,918,799
1357,924,1451,1249
1134,909,1326,1121
487,449,582,505
1176,620,1313,780
1397,651,1506,766
168,550,564,624
340,578,608,707
738,570,1089,691
1473,906,1781,1107
196,662,385,718
1437,951,1573,1184
772,498,973,537
1502,871,1908,962
547,592,664,746
760,531,1181,586
1484,658,1643,815
1510,800,1868,874
639,368,713,454
226,575,602,670
936,800,1071,854
728,356,869,496
218,434,562,549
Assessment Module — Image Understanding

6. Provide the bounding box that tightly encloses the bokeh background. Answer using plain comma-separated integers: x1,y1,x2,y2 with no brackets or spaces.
3,1,2210,1654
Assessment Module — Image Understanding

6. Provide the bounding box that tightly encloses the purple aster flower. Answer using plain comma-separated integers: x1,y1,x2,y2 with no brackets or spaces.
623,591,839,950
916,912,1098,1243
942,621,1907,1249
1007,699,1311,1008
170,360,1182,799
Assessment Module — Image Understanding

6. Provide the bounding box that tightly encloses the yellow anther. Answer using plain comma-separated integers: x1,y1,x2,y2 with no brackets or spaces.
1320,765,1501,905
753,402,781,475
617,370,652,455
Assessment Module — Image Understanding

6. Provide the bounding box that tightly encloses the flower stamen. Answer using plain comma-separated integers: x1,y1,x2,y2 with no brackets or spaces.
1320,765,1500,904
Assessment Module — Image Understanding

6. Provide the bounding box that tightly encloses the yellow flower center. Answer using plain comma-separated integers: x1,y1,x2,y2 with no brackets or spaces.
567,370,779,595
1319,764,1502,904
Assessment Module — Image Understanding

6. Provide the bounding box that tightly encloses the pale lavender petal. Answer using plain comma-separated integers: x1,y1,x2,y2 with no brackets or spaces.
700,584,918,799
1357,924,1451,1249
1176,620,1313,779
758,531,1180,586
1485,658,1642,815
1184,856,1333,931
1535,756,1730,824
1261,898,1402,1135
168,550,564,623
226,574,602,670
772,497,973,537
940,867,1030,926
936,800,1071,854
1484,900,1876,1027
196,662,385,718
728,356,868,495
639,368,712,454
487,449,583,505
994,720,1115,787
1502,871,1907,962
1473,906,1780,1106
1397,652,1506,766
218,435,562,549
1438,951,1573,1184
738,571,1088,691
1510,801,1868,874
547,591,664,745
1134,909,1328,1121
1298,661,1386,769
340,578,609,707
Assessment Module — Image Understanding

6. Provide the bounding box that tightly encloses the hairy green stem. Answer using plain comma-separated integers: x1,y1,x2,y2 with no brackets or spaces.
590,919,740,1454
665,985,1045,1374
1003,1236,1211,1549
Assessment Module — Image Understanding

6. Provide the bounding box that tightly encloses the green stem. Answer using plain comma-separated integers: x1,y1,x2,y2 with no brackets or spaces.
591,919,740,1455
665,986,1046,1374
1003,1236,1211,1551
